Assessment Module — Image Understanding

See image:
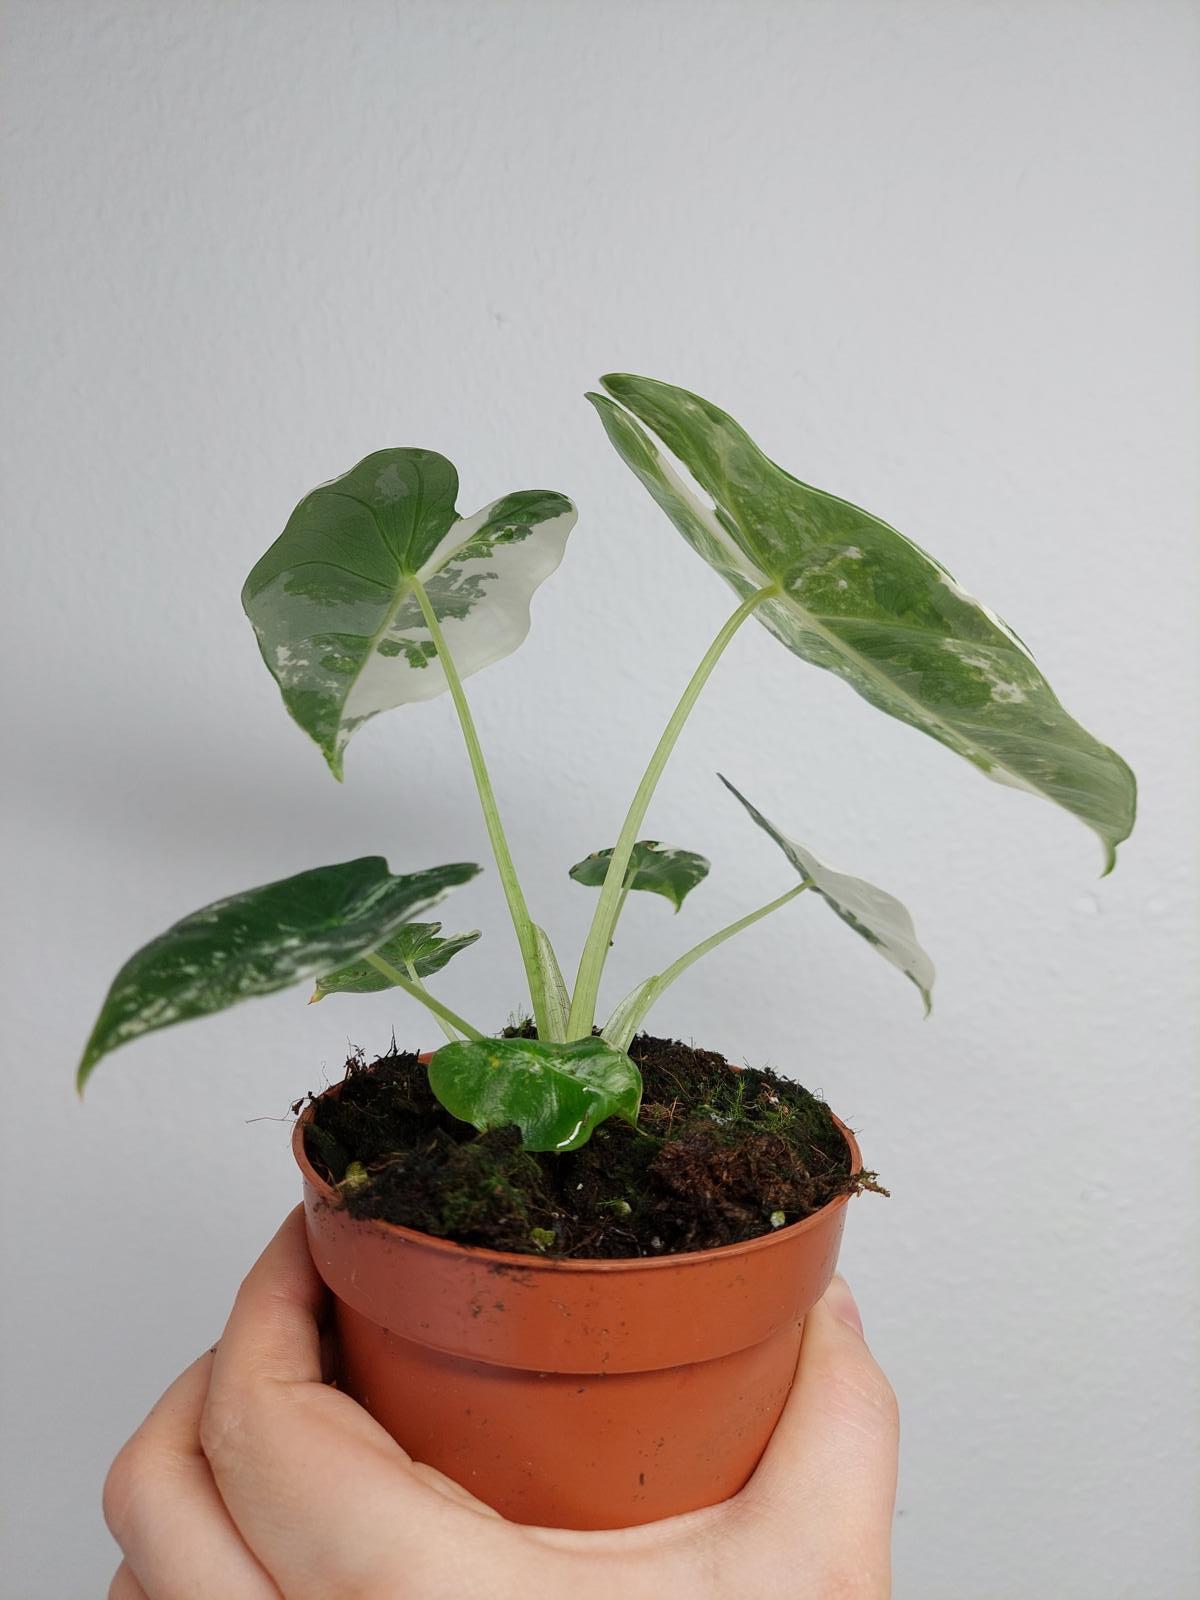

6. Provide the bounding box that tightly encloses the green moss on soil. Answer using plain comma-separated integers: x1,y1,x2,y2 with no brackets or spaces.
303,1033,883,1259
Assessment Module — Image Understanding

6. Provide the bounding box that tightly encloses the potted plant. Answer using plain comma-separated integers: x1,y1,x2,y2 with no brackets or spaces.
77,374,1135,1531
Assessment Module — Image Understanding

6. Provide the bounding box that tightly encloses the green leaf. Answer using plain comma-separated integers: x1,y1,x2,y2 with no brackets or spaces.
77,859,479,1089
531,924,570,1043
591,375,1136,872
721,776,934,1012
569,840,710,911
427,1036,643,1152
309,922,480,1002
243,450,577,777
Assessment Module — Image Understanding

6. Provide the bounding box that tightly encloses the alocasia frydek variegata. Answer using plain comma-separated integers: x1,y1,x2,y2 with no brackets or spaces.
78,377,1134,1153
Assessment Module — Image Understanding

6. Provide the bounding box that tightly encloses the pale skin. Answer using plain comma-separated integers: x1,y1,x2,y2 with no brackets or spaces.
103,1209,899,1600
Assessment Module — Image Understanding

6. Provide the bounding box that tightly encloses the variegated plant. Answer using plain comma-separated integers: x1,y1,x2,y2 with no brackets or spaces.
77,378,1134,1153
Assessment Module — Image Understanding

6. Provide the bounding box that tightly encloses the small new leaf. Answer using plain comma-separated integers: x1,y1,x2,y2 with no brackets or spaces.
427,1036,643,1152
721,776,935,1012
310,923,480,1001
77,859,479,1089
569,840,710,911
243,449,577,777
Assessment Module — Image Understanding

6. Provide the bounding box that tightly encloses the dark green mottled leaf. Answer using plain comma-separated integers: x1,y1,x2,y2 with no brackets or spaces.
591,374,1135,872
78,859,479,1088
721,776,933,1012
427,1036,642,1152
569,840,710,911
243,450,577,777
309,922,480,1002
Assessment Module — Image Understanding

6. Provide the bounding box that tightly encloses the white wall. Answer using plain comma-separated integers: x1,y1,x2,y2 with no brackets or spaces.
2,2,1196,1595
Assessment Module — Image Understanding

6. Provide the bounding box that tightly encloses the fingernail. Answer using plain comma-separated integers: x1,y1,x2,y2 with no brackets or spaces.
826,1274,864,1337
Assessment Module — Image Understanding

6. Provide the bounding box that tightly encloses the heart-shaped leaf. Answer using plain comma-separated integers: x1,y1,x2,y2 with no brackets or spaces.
721,776,934,1012
569,840,710,911
427,1036,643,1152
591,375,1135,872
310,922,480,1002
78,858,479,1088
243,450,577,777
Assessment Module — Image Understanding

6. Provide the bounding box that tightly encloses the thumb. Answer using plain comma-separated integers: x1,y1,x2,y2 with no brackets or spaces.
740,1276,898,1587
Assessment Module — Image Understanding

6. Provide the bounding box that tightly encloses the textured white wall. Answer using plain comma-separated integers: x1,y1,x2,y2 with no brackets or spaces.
2,2,1196,1596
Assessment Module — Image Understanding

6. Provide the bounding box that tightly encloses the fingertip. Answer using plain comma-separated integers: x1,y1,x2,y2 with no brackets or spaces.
821,1274,864,1339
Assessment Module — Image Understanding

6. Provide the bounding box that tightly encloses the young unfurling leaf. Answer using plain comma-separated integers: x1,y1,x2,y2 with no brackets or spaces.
569,841,710,911
427,1036,642,1152
310,923,480,1002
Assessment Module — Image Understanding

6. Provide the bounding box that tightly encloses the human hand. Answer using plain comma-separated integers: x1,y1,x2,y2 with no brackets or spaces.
104,1208,898,1599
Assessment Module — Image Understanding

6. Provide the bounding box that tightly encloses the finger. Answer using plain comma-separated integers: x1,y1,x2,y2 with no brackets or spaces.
108,1563,150,1600
739,1276,898,1591
103,1351,281,1599
203,1208,478,1598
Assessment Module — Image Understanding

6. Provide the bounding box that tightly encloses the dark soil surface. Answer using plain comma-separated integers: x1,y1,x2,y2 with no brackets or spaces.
302,1033,883,1259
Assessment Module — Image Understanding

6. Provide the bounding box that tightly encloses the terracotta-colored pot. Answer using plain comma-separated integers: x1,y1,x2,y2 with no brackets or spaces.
294,1064,861,1530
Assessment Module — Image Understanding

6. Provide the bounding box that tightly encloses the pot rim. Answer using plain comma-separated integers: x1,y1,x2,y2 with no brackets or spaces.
293,1060,863,1275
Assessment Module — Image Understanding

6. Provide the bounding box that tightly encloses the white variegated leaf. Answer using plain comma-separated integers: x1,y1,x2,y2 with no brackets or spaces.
591,375,1135,872
243,450,577,776
721,776,934,1012
78,859,479,1088
569,840,710,911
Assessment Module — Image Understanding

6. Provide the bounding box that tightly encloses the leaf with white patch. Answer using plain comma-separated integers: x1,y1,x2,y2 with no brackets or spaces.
569,840,710,911
427,1036,643,1152
591,375,1135,872
243,450,577,777
310,922,480,1002
77,859,479,1088
721,776,934,1012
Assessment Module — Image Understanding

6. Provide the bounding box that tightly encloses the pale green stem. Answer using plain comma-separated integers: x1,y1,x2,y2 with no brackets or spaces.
404,958,459,1044
410,578,553,1037
653,882,811,994
607,883,811,1045
612,887,630,943
364,952,486,1041
566,583,778,1038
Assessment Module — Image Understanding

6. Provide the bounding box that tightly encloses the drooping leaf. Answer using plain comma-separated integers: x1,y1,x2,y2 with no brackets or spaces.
532,923,570,1043
590,375,1135,872
310,922,480,1002
243,449,577,777
77,859,479,1088
427,1036,643,1152
569,840,710,911
721,776,934,1012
